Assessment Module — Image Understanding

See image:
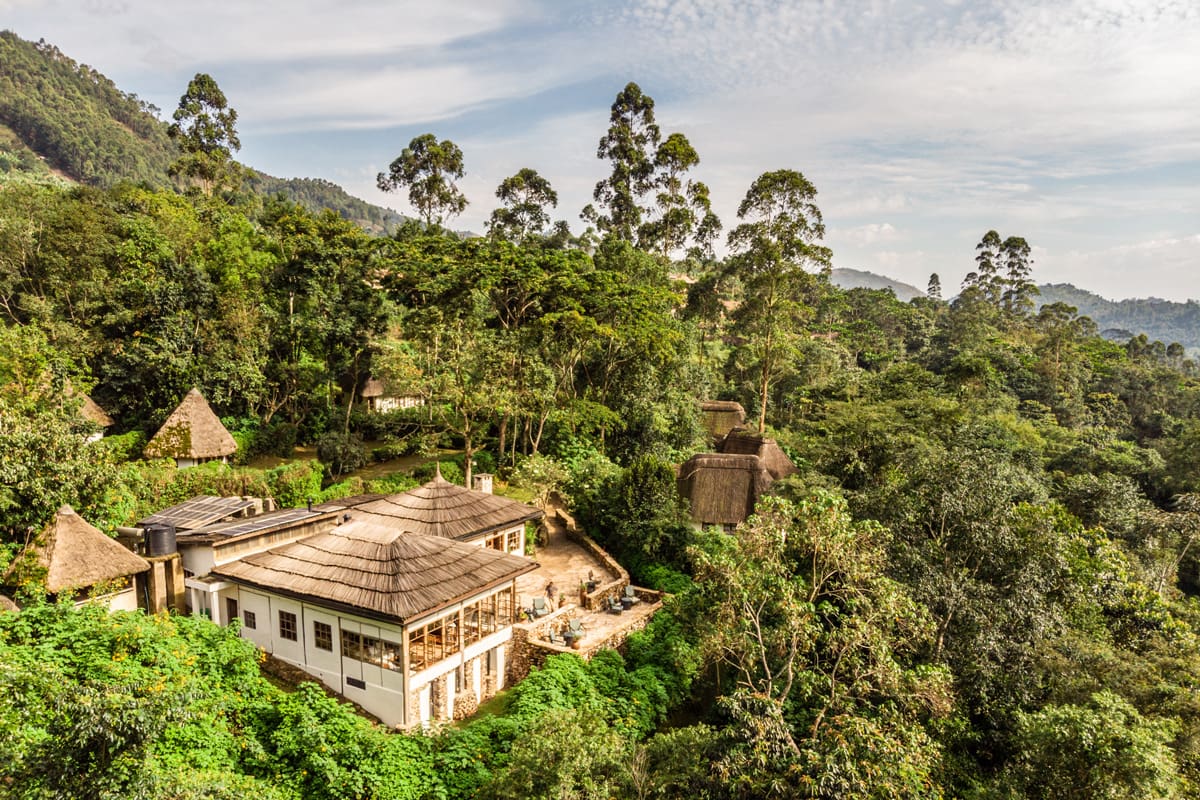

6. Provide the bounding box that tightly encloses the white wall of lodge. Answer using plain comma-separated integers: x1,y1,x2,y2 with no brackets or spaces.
213,582,516,728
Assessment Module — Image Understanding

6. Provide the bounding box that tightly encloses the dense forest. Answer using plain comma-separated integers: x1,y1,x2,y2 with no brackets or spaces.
1039,282,1200,355
3,36,1200,799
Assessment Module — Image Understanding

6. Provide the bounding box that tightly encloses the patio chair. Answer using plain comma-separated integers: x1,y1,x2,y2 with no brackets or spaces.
532,596,549,618
623,585,641,606
606,596,624,614
568,618,584,638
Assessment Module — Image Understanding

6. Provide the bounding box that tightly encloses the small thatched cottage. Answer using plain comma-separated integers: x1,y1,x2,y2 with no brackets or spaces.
349,471,543,555
144,388,237,468
212,518,537,728
677,453,776,530
717,429,797,481
7,506,149,610
361,379,424,414
78,394,114,442
700,400,746,443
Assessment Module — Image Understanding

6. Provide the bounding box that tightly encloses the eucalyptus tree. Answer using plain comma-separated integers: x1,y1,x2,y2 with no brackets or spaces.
641,132,722,259
376,133,467,228
167,73,241,196
583,82,660,243
487,167,558,243
725,169,832,432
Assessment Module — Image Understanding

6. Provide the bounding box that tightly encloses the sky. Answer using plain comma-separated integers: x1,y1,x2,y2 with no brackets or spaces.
4,0,1199,301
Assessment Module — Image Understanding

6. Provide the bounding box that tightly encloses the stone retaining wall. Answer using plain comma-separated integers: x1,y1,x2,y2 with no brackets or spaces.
555,508,631,612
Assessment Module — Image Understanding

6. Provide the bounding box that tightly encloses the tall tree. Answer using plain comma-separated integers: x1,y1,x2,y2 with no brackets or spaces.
726,169,832,432
167,73,241,196
376,133,467,228
640,132,722,258
583,82,660,242
487,167,558,243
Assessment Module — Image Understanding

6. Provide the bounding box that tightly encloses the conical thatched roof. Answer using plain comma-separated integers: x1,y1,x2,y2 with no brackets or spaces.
144,388,237,460
352,473,543,541
700,400,746,440
19,506,148,594
718,430,797,481
678,453,774,527
79,394,114,428
0,595,19,613
213,519,537,624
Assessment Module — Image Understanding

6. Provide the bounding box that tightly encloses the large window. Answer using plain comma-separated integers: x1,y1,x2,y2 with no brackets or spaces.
313,621,333,651
279,610,297,641
340,629,402,672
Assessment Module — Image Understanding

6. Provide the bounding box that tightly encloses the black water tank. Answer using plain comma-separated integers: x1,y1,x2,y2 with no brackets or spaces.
144,524,177,556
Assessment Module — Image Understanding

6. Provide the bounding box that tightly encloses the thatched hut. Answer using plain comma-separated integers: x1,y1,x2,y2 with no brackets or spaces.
700,400,746,443
361,378,424,413
0,595,19,613
718,429,797,481
351,471,543,554
677,453,775,529
212,518,537,728
8,506,149,610
144,388,237,468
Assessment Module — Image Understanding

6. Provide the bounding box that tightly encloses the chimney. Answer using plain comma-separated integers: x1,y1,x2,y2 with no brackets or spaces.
473,473,494,495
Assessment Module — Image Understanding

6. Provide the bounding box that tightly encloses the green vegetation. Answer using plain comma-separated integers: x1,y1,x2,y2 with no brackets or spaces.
5,41,1200,798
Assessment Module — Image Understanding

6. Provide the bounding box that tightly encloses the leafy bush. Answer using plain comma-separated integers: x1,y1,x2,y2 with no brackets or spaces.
258,422,299,458
371,443,407,463
266,461,324,509
316,432,367,480
95,429,146,461
412,460,462,485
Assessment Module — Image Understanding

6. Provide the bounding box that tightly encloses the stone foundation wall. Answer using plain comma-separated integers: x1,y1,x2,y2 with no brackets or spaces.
555,509,631,611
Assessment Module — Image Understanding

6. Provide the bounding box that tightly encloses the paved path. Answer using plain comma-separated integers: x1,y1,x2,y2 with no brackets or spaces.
515,508,616,610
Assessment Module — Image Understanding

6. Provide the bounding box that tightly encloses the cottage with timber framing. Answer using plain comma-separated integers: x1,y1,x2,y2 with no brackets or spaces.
210,518,537,728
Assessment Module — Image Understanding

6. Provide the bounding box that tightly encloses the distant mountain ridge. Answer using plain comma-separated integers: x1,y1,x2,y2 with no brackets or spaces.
0,30,401,233
1037,283,1200,352
830,268,926,301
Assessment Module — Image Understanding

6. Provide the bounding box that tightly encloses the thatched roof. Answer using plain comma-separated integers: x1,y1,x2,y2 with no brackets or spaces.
678,453,774,527
19,506,148,594
212,519,538,624
0,595,19,613
144,388,237,460
718,430,797,481
351,473,543,541
79,394,114,428
361,378,386,398
700,400,746,440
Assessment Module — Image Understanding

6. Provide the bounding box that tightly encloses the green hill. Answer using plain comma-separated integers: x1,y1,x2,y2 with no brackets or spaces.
0,30,400,232
1038,283,1200,352
830,267,925,301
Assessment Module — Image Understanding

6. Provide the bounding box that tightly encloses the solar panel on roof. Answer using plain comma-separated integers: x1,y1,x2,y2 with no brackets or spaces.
138,496,257,530
188,507,322,539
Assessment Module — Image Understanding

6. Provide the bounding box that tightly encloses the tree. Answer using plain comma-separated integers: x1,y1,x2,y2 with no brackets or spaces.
927,273,942,301
487,167,558,243
688,493,948,797
1002,691,1180,799
376,133,467,227
167,73,241,196
583,82,660,242
640,132,722,258
726,169,832,432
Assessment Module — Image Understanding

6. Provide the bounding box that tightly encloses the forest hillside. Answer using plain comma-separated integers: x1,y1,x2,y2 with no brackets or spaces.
0,30,401,232
3,35,1200,800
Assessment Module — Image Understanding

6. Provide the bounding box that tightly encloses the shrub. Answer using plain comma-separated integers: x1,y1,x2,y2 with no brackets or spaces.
412,460,462,485
267,461,324,509
96,429,146,462
258,422,299,458
316,432,367,481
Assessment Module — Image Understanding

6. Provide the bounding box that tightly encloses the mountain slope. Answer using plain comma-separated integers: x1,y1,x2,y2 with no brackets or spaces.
830,268,926,301
1038,283,1200,351
0,30,401,232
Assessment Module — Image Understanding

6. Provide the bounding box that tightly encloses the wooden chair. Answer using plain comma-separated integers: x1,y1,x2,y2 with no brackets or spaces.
568,618,584,638
623,585,641,606
532,596,549,618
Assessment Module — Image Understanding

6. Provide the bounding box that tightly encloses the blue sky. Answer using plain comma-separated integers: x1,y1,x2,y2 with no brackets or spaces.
5,0,1199,301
